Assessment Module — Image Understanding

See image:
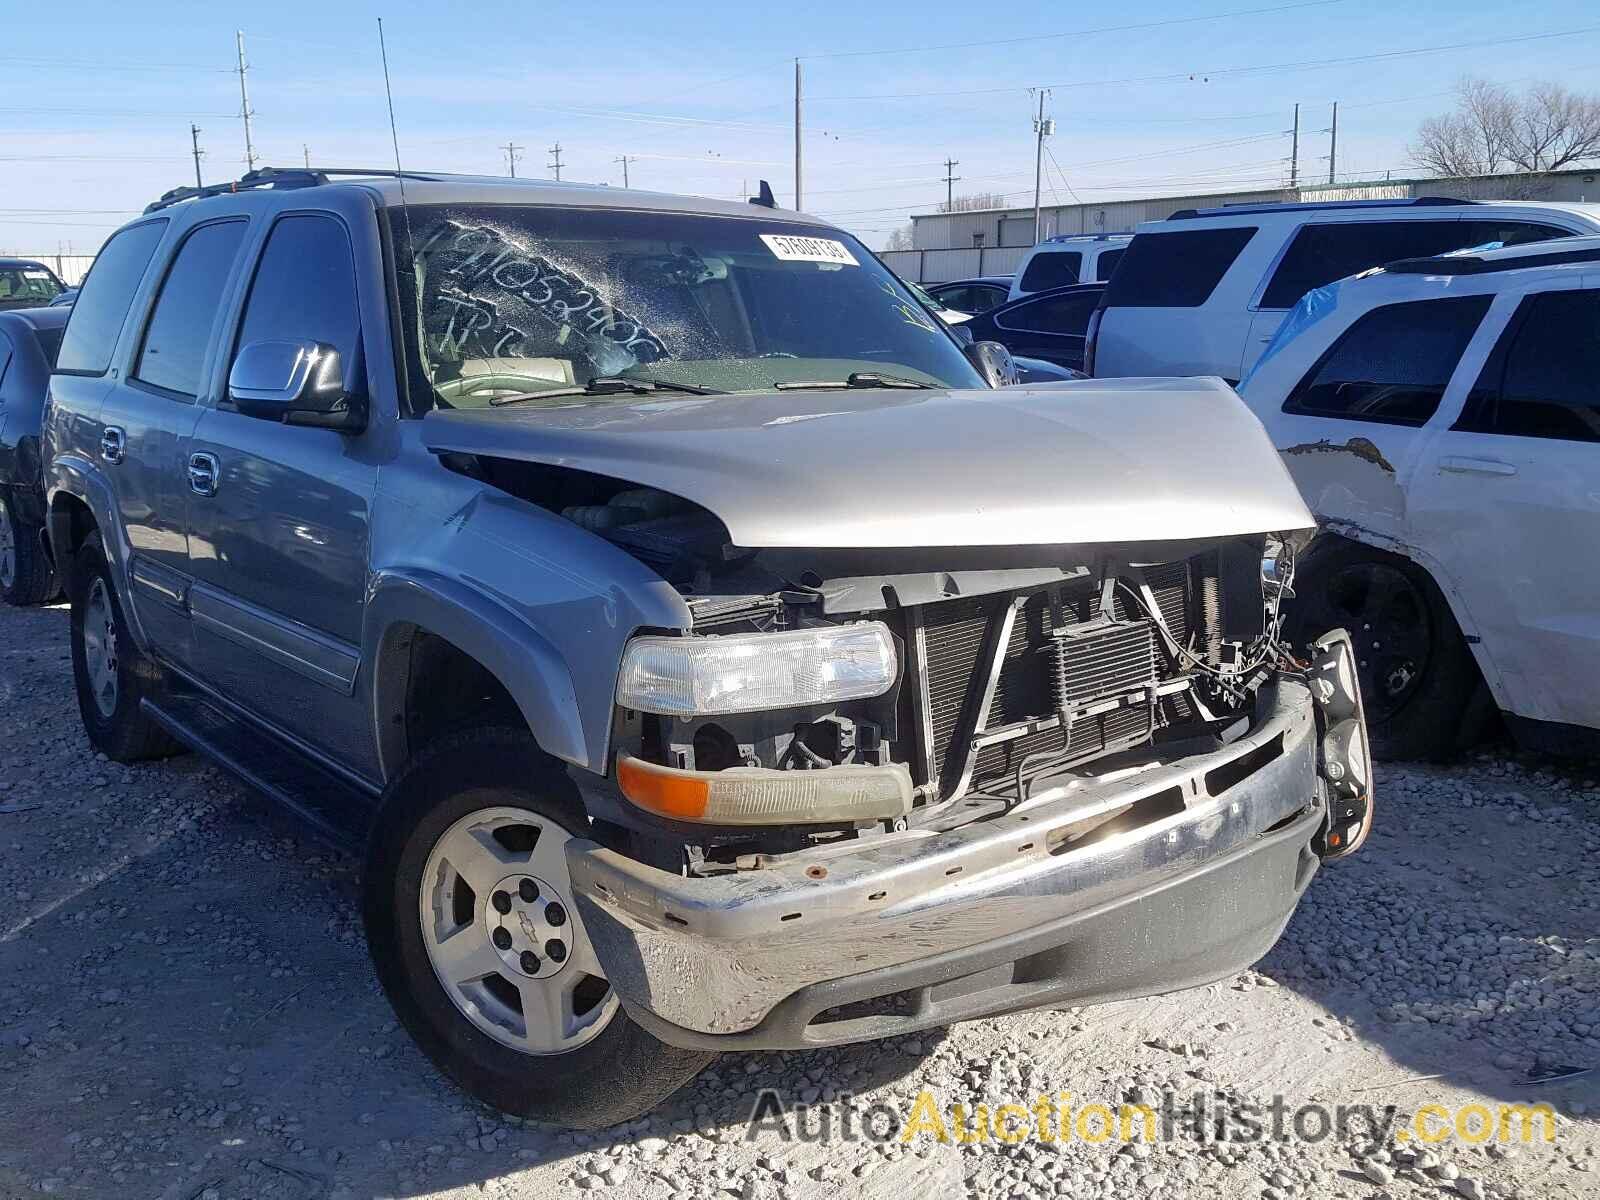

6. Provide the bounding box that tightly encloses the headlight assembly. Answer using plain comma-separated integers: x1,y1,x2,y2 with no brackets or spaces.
616,623,898,717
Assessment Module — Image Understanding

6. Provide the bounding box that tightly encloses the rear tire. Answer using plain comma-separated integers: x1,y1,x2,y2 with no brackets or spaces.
1288,538,1484,761
68,532,182,761
0,493,55,607
363,726,714,1128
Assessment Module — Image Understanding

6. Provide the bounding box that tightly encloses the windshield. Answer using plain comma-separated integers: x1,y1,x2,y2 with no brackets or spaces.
0,266,63,304
389,205,984,412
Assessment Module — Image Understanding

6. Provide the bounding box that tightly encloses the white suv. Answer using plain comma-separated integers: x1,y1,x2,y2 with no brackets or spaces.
1009,234,1131,299
1239,236,1600,759
1089,198,1600,383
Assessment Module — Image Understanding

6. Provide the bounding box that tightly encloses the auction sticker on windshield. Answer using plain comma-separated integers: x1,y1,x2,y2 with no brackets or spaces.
759,234,859,266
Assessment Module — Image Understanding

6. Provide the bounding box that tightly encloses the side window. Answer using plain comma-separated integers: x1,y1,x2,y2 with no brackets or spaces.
1102,227,1257,309
133,220,249,397
230,215,361,400
1094,247,1125,280
997,292,1099,335
1019,251,1081,292
1458,220,1573,249
930,285,971,311
1262,221,1516,309
1283,296,1492,426
55,220,168,375
1457,289,1600,443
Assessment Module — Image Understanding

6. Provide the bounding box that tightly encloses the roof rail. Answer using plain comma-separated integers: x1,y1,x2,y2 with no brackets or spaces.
1166,196,1477,221
1384,243,1600,276
144,166,446,213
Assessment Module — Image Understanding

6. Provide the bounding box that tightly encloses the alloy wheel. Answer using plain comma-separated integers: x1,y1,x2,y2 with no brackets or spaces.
1318,563,1433,724
82,577,120,717
418,806,617,1055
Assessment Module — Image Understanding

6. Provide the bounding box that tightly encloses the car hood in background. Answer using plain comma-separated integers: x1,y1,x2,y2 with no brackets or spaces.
422,376,1314,549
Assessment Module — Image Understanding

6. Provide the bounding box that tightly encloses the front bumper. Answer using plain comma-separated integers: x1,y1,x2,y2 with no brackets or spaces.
568,678,1326,1049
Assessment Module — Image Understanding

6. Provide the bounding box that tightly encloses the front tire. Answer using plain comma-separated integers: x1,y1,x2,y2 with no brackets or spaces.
1288,539,1485,761
363,727,714,1128
68,532,181,761
0,493,55,607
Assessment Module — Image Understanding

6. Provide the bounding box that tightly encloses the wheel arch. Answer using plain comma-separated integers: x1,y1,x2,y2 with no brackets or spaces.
1302,525,1509,713
366,570,591,783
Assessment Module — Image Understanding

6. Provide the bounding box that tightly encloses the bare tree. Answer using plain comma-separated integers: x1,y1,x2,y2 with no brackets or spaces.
938,191,1010,213
884,223,915,251
1413,77,1600,179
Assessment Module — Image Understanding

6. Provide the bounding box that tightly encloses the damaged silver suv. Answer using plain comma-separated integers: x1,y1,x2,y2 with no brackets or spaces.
43,168,1372,1127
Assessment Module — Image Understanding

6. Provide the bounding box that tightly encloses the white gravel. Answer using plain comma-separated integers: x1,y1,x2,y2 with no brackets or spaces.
1,599,1596,1199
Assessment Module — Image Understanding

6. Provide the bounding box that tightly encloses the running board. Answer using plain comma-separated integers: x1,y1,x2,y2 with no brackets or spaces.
141,694,375,850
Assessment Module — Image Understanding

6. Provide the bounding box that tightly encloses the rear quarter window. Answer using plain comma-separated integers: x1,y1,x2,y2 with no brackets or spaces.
1102,227,1257,309
56,220,168,375
1019,251,1082,291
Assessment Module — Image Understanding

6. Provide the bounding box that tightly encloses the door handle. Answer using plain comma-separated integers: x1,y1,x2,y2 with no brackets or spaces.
188,452,221,497
1440,455,1518,477
100,426,125,465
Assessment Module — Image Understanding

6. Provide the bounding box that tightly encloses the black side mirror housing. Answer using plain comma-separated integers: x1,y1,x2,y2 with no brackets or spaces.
228,339,367,432
963,339,1019,388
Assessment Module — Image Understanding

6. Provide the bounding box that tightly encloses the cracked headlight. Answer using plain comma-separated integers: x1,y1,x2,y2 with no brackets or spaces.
617,623,898,717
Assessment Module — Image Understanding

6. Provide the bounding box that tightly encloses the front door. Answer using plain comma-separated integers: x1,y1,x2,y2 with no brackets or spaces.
1410,277,1600,731
185,213,380,775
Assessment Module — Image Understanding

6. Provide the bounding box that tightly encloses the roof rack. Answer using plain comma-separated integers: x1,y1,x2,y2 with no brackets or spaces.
144,166,446,213
1043,232,1127,243
1385,242,1600,276
1166,196,1477,221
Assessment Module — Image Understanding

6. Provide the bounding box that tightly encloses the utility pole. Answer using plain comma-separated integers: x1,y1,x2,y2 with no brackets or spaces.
303,144,311,169
793,58,803,210
1289,101,1300,191
190,124,204,187
502,141,522,178
942,157,961,211
235,31,257,171
614,155,636,188
547,142,564,181
1328,100,1338,185
1032,89,1053,244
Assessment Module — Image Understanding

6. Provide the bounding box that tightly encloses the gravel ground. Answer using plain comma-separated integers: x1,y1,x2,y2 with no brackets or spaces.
1,599,1597,1200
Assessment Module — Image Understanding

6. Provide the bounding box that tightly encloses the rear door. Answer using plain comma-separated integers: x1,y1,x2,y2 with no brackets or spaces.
185,211,379,769
95,218,252,667
1408,277,1600,730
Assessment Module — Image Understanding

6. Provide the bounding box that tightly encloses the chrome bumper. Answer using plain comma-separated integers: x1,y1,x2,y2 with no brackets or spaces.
567,679,1323,1042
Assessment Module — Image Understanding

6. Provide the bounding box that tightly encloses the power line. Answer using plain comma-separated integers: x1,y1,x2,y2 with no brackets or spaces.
809,25,1600,103
798,0,1343,60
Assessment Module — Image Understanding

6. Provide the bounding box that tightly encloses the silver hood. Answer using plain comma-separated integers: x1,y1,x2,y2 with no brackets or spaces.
422,376,1314,549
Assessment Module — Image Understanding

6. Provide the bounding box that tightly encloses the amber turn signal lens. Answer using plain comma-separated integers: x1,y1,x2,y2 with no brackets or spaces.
616,756,710,821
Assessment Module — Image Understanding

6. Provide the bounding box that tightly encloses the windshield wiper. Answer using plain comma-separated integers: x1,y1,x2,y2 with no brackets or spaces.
490,376,726,406
773,371,934,391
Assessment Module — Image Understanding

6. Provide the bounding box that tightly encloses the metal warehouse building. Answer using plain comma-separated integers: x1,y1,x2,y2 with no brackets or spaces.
881,166,1600,282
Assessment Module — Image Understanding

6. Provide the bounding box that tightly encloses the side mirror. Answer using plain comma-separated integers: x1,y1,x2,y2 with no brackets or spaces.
963,339,1018,388
228,339,367,431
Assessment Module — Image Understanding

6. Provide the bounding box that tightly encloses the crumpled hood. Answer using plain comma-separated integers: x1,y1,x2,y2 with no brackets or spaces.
422,376,1314,548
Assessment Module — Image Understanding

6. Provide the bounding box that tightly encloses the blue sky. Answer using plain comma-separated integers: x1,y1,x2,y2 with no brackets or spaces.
3,0,1599,253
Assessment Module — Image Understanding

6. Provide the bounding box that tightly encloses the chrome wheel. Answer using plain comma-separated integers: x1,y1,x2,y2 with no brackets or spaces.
0,498,15,592
82,577,119,717
418,806,617,1055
